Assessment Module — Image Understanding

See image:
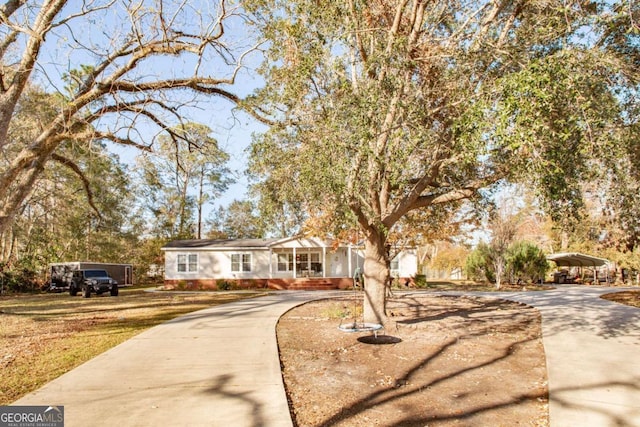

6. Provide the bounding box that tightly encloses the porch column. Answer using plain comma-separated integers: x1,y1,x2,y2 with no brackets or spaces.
269,248,273,278
293,247,297,279
348,245,352,276
322,246,326,278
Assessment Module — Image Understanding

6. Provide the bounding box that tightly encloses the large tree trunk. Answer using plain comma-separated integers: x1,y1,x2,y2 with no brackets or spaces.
0,161,47,237
362,228,390,325
0,141,55,237
493,257,504,290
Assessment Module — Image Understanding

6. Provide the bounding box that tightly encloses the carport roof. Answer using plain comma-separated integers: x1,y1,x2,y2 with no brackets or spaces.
547,252,609,267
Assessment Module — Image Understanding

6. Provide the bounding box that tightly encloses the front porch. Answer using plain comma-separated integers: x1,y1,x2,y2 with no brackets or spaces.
267,277,353,290
270,247,327,279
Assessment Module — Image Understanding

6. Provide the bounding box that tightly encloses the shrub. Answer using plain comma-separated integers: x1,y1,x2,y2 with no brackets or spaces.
465,240,548,285
413,274,428,288
216,279,233,290
0,262,42,294
506,241,548,283
464,242,495,283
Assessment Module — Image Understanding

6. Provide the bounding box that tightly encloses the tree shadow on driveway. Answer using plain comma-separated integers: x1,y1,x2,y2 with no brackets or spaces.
278,295,549,427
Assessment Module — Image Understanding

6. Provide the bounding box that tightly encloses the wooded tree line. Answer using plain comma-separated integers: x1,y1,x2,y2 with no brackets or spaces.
0,87,259,288
0,0,268,288
425,186,640,288
0,1,638,325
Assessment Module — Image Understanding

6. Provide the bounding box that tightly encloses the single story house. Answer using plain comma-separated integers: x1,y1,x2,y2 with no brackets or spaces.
161,236,417,290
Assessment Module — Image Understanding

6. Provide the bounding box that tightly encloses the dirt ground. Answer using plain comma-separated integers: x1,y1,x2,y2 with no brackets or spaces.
277,293,549,427
601,290,640,308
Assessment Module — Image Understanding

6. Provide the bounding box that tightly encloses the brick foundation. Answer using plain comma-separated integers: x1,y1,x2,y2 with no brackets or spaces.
163,277,355,291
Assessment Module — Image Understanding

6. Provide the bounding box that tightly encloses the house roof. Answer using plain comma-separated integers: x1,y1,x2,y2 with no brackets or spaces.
162,238,280,250
546,252,609,267
162,236,355,251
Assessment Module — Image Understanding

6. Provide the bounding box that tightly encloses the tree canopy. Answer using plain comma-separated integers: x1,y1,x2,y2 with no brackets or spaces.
136,123,232,240
245,0,639,323
0,0,268,238
0,0,637,298
0,86,137,274
207,199,268,239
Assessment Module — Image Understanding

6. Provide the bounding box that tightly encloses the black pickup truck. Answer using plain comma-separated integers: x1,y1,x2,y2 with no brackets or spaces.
69,269,119,298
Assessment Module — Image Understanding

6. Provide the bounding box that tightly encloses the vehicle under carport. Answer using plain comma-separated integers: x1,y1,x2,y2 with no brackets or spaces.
547,252,610,284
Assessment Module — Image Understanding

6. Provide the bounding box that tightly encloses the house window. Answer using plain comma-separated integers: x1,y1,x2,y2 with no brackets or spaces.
177,254,198,272
296,253,308,275
277,253,293,272
231,253,252,272
296,251,323,276
310,252,322,273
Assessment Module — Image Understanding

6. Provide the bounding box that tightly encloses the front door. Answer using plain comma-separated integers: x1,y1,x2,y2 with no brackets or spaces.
296,252,322,277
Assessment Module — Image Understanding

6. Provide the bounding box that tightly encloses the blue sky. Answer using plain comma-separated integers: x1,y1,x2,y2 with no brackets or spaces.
32,1,268,218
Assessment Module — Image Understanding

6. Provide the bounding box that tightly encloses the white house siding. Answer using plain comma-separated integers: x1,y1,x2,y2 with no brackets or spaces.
164,249,272,281
251,250,272,278
162,238,418,291
197,251,226,278
400,250,418,277
277,237,325,248
329,247,348,277
391,250,418,278
164,251,193,281
165,245,415,281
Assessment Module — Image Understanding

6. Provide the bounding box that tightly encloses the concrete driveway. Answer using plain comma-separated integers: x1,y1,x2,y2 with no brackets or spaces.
12,286,640,427
12,291,337,427
484,286,640,427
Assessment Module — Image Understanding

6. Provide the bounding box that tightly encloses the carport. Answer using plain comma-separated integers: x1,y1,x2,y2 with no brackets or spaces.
547,252,610,284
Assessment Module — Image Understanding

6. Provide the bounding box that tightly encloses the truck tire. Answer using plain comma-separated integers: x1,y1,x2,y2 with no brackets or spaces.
83,286,91,298
69,286,78,296
110,285,119,296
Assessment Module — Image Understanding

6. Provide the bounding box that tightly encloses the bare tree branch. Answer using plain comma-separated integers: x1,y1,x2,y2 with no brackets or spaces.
50,152,103,221
0,0,268,235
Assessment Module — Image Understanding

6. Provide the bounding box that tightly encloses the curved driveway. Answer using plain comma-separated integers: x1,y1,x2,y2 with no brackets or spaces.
13,291,336,427
12,286,640,427
473,286,640,427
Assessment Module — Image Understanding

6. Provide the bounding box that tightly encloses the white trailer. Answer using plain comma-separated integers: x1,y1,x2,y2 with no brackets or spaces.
49,262,133,291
